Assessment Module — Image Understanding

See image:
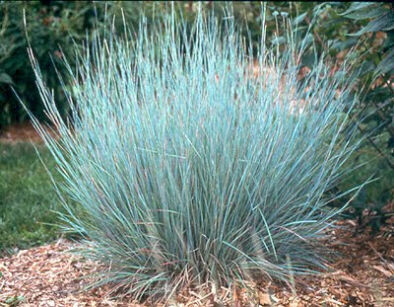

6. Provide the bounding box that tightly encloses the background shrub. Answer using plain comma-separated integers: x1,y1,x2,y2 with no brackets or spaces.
290,2,393,230
29,7,365,299
0,1,93,128
0,1,162,129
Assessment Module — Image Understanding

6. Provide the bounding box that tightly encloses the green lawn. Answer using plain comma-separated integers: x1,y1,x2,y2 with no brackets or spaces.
0,142,63,254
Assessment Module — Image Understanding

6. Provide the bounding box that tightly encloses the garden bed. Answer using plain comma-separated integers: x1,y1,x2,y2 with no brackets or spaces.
1,220,392,306
0,121,56,144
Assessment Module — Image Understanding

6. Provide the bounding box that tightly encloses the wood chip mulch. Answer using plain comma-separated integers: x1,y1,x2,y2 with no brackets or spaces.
0,122,56,144
0,220,393,307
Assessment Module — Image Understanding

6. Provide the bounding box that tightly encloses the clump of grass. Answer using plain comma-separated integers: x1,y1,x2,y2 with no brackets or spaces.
27,6,365,301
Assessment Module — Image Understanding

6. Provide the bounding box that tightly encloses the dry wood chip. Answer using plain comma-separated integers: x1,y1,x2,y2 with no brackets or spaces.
0,222,393,306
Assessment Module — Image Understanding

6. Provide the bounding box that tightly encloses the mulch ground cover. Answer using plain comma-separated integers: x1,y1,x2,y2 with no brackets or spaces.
0,122,56,144
0,220,393,306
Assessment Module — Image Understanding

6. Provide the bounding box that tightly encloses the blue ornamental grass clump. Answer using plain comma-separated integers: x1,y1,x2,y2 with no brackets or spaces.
27,7,365,300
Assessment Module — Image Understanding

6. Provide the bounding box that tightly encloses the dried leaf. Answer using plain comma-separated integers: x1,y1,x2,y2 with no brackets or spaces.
258,292,271,305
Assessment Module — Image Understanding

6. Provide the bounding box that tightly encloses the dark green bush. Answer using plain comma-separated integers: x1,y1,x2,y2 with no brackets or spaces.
310,2,393,230
0,1,168,129
0,1,95,128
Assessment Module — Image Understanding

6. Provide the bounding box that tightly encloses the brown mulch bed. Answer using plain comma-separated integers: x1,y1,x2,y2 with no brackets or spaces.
0,121,56,144
0,221,393,306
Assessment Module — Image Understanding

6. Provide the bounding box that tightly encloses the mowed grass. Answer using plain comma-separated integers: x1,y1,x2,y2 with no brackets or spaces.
0,142,63,254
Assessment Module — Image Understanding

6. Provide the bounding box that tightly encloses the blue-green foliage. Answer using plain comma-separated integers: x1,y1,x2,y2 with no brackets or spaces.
28,7,365,299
